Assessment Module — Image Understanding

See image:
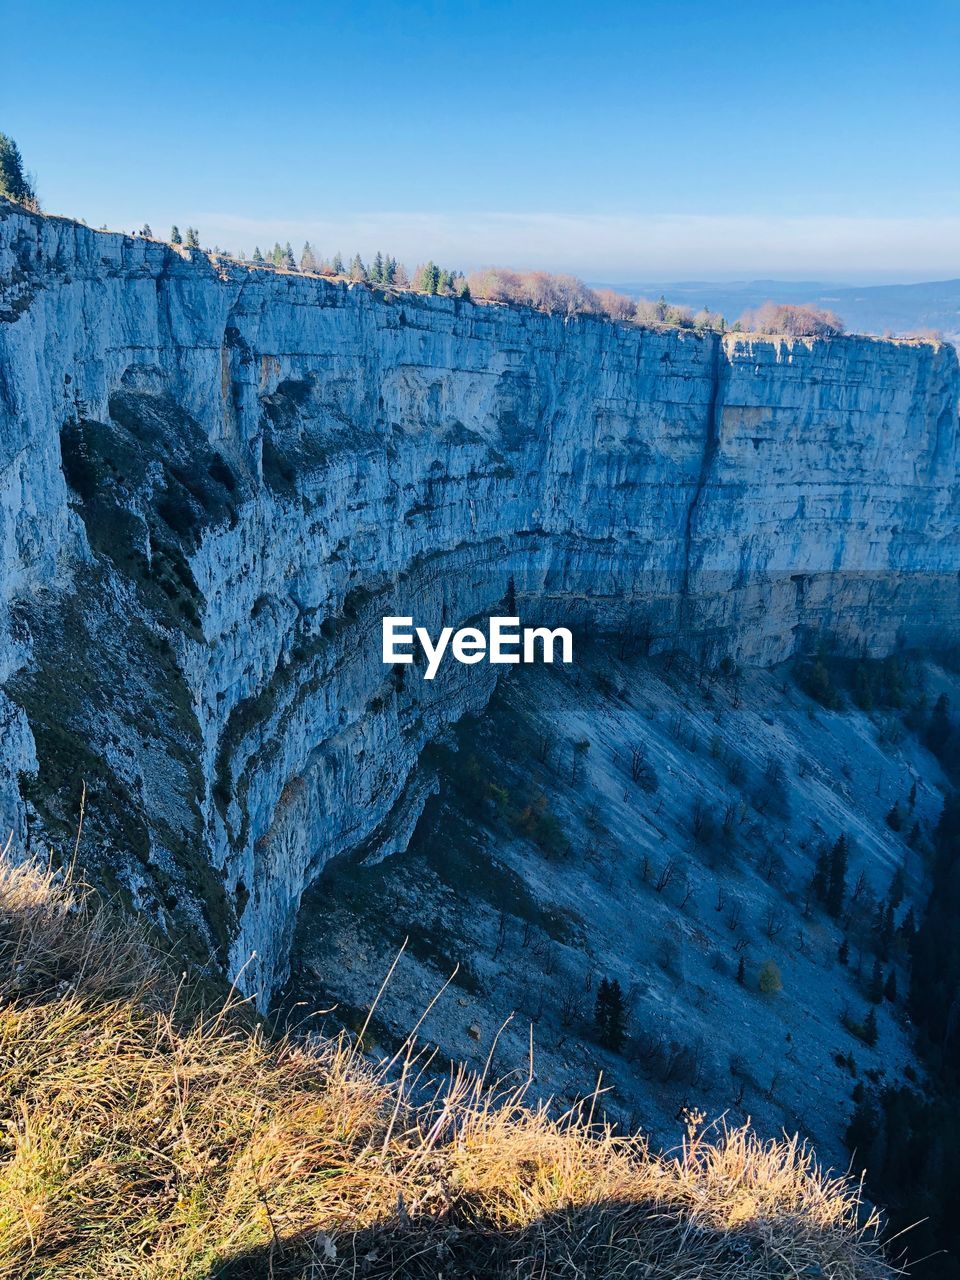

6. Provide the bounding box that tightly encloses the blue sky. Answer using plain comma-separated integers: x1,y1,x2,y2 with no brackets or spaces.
5,0,959,280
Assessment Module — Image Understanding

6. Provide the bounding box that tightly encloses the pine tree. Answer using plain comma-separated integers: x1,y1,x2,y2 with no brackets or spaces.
281,242,295,270
349,254,367,282
170,225,183,245
898,905,917,946
889,863,906,909
869,958,884,1004
593,977,625,1052
141,223,153,238
925,693,952,757
594,978,610,1034
331,251,344,275
185,227,200,249
826,833,848,919
384,255,397,285
458,276,471,300
300,241,318,272
812,842,831,904
416,261,440,295
862,1006,878,1047
370,251,384,283
605,978,625,1052
878,901,895,958
0,132,36,204
252,246,264,264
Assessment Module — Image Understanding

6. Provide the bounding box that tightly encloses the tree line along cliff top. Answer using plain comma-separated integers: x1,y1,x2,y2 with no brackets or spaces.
0,192,867,343
4,185,955,349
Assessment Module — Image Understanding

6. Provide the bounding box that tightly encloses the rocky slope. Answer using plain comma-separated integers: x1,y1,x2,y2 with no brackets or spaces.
0,199,957,1002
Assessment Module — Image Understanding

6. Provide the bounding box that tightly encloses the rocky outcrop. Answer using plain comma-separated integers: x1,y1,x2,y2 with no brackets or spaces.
1,200,957,1001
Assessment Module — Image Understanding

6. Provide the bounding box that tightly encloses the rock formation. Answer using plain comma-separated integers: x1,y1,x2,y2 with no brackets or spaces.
1,200,957,1000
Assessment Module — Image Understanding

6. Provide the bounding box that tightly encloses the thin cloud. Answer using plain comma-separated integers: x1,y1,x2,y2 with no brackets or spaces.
197,211,960,281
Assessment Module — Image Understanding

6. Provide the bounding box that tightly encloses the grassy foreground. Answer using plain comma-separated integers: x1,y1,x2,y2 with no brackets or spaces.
0,854,890,1279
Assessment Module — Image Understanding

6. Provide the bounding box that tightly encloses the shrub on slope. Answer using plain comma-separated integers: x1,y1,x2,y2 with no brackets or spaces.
0,854,889,1279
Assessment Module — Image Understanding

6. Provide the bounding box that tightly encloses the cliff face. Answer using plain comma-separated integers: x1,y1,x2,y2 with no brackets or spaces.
1,201,957,1000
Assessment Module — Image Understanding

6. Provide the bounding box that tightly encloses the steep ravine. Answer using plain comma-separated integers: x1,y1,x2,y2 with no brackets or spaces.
1,199,958,1002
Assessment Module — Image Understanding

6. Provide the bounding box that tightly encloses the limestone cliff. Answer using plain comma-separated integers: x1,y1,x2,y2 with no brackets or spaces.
1,200,957,1000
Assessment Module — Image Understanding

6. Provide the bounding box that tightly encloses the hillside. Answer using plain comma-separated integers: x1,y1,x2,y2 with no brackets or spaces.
290,638,954,1171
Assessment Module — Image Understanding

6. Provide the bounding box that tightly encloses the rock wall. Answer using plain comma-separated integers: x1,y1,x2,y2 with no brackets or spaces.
1,200,957,1001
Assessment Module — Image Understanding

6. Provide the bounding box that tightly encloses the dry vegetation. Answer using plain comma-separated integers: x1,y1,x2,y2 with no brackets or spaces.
736,302,846,337
0,853,891,1279
465,266,725,330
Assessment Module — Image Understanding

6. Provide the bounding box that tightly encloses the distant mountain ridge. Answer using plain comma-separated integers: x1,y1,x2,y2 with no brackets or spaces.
602,277,960,340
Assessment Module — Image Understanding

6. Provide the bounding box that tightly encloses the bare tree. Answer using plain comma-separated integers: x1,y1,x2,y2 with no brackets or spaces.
654,858,676,894
764,906,785,940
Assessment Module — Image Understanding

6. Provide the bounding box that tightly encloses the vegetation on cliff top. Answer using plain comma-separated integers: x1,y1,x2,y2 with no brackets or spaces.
0,131,38,210
0,852,889,1279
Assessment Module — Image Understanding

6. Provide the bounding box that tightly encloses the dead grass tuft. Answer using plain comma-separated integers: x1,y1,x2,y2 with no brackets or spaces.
0,854,892,1278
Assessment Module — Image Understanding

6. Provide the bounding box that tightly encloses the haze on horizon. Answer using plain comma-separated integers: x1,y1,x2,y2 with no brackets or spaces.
4,0,959,284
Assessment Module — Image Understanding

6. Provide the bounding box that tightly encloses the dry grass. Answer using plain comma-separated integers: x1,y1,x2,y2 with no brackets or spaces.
0,853,892,1279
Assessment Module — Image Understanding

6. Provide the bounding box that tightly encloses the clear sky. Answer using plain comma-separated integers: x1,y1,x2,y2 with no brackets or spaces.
5,0,959,281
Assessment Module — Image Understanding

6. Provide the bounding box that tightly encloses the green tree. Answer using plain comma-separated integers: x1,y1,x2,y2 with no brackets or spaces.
185,227,200,249
853,664,874,711
811,841,831,903
888,863,906,909
827,833,848,919
416,261,440,295
925,693,952,758
252,246,264,264
370,251,384,283
300,241,318,272
141,223,153,238
170,225,183,245
594,977,626,1052
868,958,884,1004
758,960,782,995
0,132,36,204
862,1006,878,1047
800,658,838,708
349,254,367,282
331,251,344,275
